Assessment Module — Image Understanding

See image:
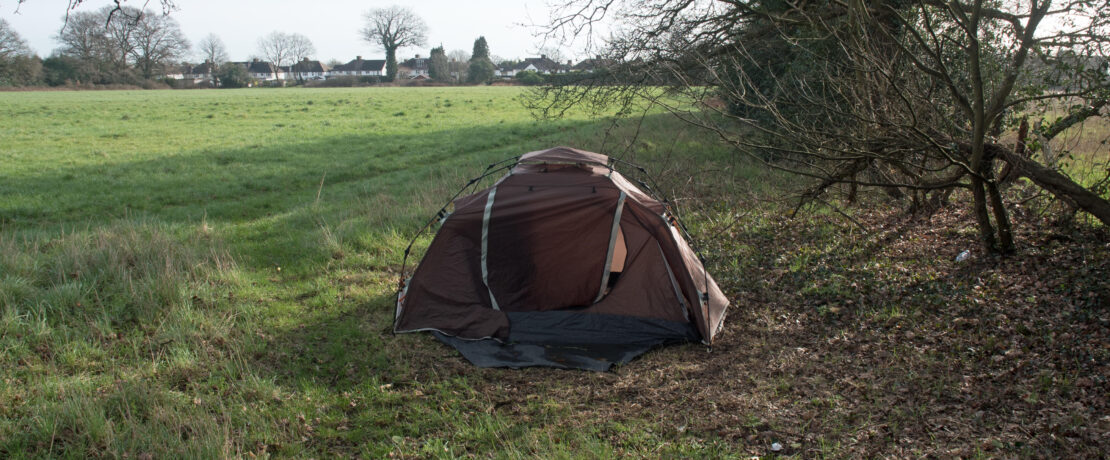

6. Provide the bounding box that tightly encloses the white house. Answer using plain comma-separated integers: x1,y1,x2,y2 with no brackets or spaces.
161,63,188,81
246,60,285,81
182,61,216,84
289,58,329,81
400,55,430,78
328,56,387,78
496,55,567,78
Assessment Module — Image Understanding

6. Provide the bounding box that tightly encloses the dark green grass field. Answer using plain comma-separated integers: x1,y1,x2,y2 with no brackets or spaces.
2,88,1107,458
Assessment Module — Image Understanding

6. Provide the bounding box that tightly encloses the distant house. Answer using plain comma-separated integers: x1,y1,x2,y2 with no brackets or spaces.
246,59,284,81
328,56,387,78
497,55,567,78
161,63,189,81
184,61,217,83
572,57,616,73
400,54,430,78
289,58,329,81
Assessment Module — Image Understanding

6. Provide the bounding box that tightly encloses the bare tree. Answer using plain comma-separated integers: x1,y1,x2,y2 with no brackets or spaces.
52,5,189,83
102,6,140,68
447,49,470,63
257,31,295,67
534,46,564,64
54,10,103,62
287,33,315,63
0,18,32,60
196,33,228,64
360,5,427,81
535,0,1110,255
0,18,41,85
447,48,470,82
54,7,132,82
127,12,188,79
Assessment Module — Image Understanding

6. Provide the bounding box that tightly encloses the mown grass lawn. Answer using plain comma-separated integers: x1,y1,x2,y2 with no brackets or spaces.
2,87,1107,459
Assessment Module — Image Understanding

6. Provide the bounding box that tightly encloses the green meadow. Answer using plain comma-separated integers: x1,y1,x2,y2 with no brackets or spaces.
3,88,1107,458
0,87,751,458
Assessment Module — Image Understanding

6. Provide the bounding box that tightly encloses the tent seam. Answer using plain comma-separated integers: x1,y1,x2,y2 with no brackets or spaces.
657,242,690,323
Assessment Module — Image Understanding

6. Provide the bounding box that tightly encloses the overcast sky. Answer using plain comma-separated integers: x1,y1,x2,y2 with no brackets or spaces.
1,0,591,63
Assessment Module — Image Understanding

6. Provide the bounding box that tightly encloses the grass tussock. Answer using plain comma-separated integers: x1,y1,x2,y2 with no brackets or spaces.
0,221,235,326
0,221,244,458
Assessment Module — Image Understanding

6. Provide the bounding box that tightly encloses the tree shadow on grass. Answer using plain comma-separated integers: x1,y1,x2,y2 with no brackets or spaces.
1,117,623,273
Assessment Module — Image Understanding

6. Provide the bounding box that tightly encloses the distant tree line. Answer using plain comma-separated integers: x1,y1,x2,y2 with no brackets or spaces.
0,6,328,89
0,6,189,87
0,18,41,86
1,2,574,88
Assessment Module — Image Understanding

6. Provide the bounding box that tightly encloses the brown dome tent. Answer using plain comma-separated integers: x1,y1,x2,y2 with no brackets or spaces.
395,147,728,370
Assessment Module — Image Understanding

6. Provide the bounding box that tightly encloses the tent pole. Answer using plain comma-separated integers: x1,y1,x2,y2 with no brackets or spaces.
397,159,520,294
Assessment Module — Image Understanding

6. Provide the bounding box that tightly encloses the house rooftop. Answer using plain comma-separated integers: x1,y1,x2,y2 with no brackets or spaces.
291,58,329,73
247,60,280,74
508,55,563,72
332,56,387,72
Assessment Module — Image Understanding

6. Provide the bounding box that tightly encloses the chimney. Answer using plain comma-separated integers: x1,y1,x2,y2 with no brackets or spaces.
567,60,572,66
252,58,259,62
415,54,421,59
357,55,362,60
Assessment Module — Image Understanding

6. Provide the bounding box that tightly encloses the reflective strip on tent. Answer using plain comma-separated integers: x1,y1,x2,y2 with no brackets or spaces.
481,186,501,311
595,191,627,303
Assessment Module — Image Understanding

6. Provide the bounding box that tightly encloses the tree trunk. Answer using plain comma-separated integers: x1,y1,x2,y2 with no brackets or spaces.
994,143,1110,226
971,176,998,252
386,47,398,82
986,173,1015,254
998,118,1028,185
